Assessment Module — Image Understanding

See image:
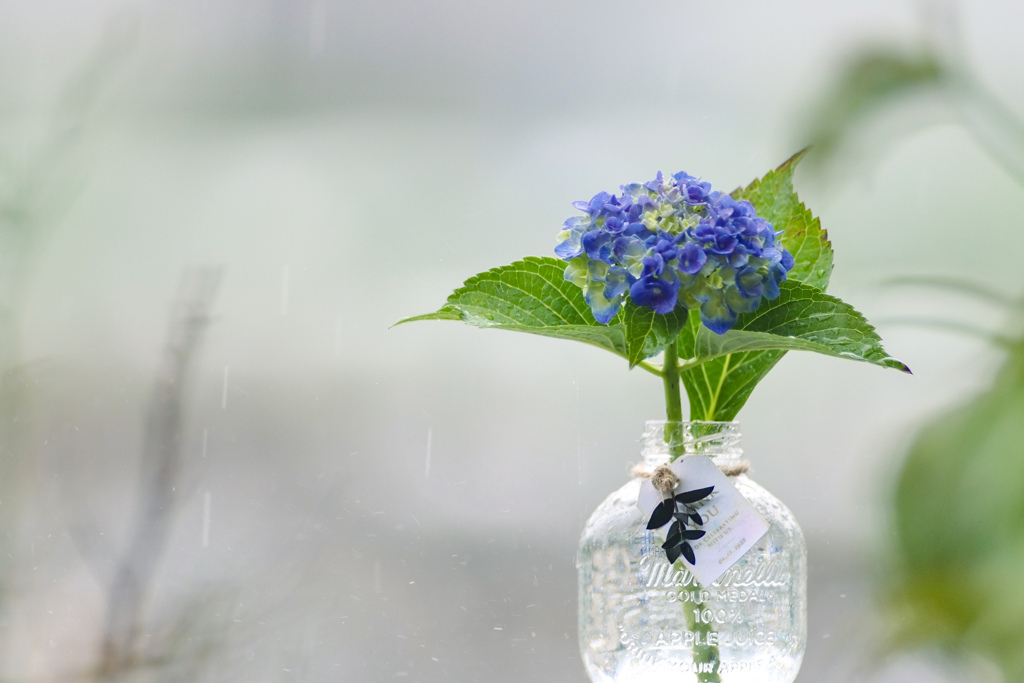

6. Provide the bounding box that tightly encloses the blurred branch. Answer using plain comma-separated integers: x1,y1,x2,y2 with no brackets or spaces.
799,14,1024,189
880,275,1021,309
802,47,946,167
873,316,1016,349
0,12,137,260
0,12,137,637
957,80,1024,187
95,268,222,681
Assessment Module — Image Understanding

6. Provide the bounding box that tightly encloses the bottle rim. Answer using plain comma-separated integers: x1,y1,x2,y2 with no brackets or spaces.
643,420,740,427
641,420,743,462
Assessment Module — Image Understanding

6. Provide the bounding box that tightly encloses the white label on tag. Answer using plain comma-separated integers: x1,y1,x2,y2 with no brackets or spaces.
637,455,769,586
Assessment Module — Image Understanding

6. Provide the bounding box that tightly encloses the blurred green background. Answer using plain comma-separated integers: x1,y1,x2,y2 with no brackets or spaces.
1,0,1023,681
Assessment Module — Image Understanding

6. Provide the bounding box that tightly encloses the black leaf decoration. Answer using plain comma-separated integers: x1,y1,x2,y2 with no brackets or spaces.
648,483,716,566
663,521,683,549
681,542,696,565
665,544,683,564
647,500,674,530
675,486,715,505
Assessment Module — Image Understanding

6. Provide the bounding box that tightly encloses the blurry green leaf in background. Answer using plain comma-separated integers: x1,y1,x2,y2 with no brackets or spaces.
802,28,1024,187
802,48,945,173
0,16,134,626
890,330,1024,682
800,15,1024,682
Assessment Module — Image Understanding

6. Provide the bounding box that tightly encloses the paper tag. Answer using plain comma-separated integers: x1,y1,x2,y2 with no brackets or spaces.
637,456,769,586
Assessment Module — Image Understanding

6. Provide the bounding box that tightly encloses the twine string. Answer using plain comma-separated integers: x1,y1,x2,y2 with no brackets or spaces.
648,464,679,494
632,459,750,485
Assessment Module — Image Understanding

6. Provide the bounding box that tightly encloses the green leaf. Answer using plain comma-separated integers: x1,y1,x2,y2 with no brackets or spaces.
396,256,692,368
393,256,631,360
396,307,463,324
678,281,910,421
679,310,786,422
691,281,911,373
732,149,833,290
624,302,690,368
679,151,840,421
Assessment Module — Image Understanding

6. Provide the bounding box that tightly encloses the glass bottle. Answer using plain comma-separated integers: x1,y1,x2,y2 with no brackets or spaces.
577,421,807,683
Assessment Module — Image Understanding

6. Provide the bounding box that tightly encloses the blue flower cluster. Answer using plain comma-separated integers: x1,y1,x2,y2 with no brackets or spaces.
555,171,794,334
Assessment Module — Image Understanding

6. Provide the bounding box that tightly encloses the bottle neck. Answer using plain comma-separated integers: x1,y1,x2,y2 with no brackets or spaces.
641,420,743,466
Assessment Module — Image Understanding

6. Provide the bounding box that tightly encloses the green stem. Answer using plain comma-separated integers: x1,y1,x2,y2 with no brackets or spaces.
662,343,685,460
663,343,722,681
662,343,683,423
680,564,723,683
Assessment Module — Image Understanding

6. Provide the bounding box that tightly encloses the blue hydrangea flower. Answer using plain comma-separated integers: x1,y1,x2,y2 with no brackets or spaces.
555,171,794,334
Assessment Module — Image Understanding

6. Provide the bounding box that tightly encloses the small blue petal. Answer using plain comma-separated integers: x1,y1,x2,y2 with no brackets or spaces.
641,254,665,278
737,199,756,215
630,276,679,314
677,242,707,275
735,265,764,298
744,217,767,237
554,229,584,259
708,230,738,255
728,245,750,269
693,223,716,242
624,222,650,238
588,191,612,213
604,216,624,233
687,274,715,303
643,171,665,192
700,291,738,334
604,267,629,300
763,269,782,300
582,230,612,261
585,285,623,324
684,183,710,205
760,247,781,265
726,285,760,314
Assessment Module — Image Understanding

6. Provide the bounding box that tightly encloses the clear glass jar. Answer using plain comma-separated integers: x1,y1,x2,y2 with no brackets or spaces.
577,421,807,683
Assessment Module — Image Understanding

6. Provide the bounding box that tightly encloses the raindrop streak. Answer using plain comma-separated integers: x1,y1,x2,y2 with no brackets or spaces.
202,492,211,547
281,265,290,316
202,428,208,458
425,428,433,478
221,366,230,409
